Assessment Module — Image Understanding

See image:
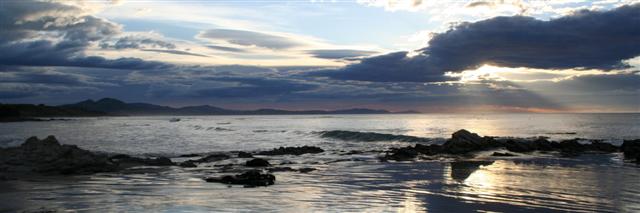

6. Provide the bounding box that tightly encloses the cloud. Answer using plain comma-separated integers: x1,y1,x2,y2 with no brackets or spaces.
307,49,378,59
357,0,426,11
0,0,175,70
140,49,209,57
194,77,318,98
0,66,111,99
100,36,176,49
318,4,640,82
206,45,248,53
198,29,305,49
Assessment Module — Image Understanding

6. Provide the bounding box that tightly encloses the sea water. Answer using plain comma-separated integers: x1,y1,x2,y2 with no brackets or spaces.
1,113,639,212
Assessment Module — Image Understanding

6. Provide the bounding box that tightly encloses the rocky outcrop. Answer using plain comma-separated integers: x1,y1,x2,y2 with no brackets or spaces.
381,129,622,161
444,129,484,152
318,130,432,142
237,151,253,158
245,158,271,167
178,161,197,168
298,167,316,173
257,146,324,156
0,136,182,177
0,136,118,175
621,139,640,163
492,152,516,157
382,147,420,161
267,167,316,173
204,170,275,187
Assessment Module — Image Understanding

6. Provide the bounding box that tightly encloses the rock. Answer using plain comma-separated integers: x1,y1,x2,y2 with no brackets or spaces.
442,129,486,154
298,167,316,173
267,167,296,172
558,139,586,153
179,160,197,168
179,154,200,158
204,170,275,187
245,158,271,167
237,151,253,158
505,140,538,153
319,130,432,142
491,152,516,157
621,139,640,163
413,144,442,155
152,157,174,166
587,141,619,153
194,153,230,163
257,146,324,156
0,136,118,175
382,146,419,161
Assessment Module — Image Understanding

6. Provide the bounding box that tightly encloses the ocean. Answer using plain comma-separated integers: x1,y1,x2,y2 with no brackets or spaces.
1,113,639,212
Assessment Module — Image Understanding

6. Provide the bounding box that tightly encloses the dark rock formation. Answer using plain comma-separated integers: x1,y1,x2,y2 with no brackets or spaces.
319,130,431,142
0,136,118,175
179,154,200,158
257,146,324,156
381,144,442,161
382,147,419,161
442,129,485,154
380,129,623,161
492,152,516,157
621,139,640,163
586,141,619,153
245,158,271,167
298,168,316,173
237,151,253,158
204,170,275,187
179,161,197,168
264,167,316,173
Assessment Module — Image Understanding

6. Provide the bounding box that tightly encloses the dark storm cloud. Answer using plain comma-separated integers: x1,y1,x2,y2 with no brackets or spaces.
0,1,118,44
0,90,37,99
0,70,91,86
307,49,378,59
311,51,456,82
198,29,303,49
194,77,318,98
0,66,110,100
318,4,640,82
0,39,173,69
0,0,174,70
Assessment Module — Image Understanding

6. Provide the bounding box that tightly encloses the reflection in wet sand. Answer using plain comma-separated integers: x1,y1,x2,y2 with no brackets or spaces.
439,160,640,212
448,161,494,181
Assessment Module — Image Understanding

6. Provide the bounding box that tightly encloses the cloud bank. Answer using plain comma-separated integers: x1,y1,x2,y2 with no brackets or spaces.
318,4,640,82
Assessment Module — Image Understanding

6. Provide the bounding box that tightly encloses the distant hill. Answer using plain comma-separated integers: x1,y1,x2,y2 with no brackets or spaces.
60,98,405,116
1,98,418,120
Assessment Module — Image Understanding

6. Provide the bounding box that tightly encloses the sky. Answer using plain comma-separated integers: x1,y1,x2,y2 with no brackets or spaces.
0,0,639,112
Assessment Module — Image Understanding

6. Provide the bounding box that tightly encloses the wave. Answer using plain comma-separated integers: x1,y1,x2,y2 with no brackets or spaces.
318,130,432,142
